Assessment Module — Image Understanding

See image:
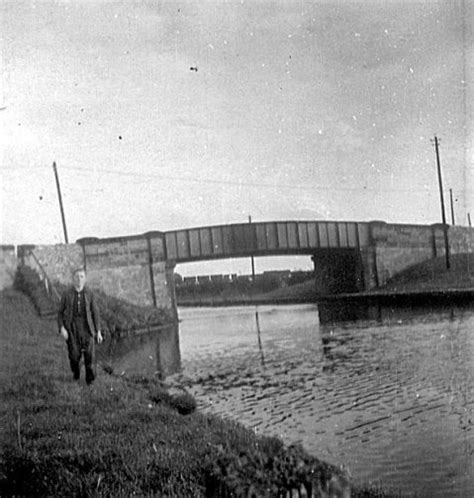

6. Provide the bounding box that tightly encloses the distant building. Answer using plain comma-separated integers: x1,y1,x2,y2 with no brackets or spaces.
263,270,291,283
197,275,211,284
182,276,197,285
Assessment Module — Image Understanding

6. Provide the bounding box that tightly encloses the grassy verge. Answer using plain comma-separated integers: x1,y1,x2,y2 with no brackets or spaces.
378,253,474,293
0,289,398,497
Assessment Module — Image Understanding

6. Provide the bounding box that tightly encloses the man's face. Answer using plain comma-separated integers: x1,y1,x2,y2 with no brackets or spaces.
72,270,86,291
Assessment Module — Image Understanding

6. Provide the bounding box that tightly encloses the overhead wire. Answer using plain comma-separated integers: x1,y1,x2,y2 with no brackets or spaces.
1,163,454,194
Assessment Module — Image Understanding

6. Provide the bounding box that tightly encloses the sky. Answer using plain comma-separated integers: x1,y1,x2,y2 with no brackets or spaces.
1,0,473,276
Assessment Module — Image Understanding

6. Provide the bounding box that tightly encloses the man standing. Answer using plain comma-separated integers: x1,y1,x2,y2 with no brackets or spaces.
58,268,103,385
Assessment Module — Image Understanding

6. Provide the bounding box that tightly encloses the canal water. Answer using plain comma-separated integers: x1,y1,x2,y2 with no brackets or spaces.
177,304,474,497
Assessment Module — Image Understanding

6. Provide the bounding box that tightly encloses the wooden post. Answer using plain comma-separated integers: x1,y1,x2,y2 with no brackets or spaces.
249,215,255,281
449,188,456,225
432,136,450,269
52,162,69,243
146,235,157,307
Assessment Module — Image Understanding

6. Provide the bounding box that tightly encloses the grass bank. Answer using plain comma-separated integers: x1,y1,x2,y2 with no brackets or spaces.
0,289,398,497
377,252,474,293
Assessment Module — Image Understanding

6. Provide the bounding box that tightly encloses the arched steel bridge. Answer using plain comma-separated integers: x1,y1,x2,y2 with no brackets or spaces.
162,220,370,263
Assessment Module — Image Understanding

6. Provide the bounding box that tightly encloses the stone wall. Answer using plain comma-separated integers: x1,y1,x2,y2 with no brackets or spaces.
156,262,175,312
0,245,17,290
18,243,84,285
17,232,175,312
78,233,171,309
367,222,441,287
373,246,436,286
449,225,474,253
86,265,154,305
359,247,377,289
365,222,474,288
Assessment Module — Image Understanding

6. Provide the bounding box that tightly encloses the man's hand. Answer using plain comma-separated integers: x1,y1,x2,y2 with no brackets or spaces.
60,326,68,341
97,330,103,344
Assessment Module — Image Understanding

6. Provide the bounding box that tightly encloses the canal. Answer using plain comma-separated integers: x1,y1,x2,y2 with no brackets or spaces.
177,304,473,497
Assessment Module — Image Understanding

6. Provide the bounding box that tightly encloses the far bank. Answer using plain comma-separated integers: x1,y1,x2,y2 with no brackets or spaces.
177,253,474,314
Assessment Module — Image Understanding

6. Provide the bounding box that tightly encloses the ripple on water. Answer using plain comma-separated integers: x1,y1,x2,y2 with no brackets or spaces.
179,304,474,497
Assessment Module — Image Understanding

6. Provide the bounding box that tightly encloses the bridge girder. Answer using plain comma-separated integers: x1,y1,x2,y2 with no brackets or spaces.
164,220,369,264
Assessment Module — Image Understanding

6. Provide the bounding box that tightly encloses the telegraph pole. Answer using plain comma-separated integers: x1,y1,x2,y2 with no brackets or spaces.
449,189,456,225
432,136,450,269
52,161,69,243
468,213,472,227
248,215,255,281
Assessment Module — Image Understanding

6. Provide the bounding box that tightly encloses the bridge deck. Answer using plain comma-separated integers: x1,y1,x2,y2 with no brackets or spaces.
164,221,370,263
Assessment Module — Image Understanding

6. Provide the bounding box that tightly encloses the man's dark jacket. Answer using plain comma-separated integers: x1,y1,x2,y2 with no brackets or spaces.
57,286,100,338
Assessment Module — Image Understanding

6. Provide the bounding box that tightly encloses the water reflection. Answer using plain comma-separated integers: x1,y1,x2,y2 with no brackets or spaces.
318,297,472,326
320,328,355,373
255,311,265,368
179,304,474,497
97,323,181,379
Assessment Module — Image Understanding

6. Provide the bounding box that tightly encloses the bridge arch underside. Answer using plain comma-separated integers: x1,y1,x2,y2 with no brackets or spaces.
172,248,363,297
168,247,323,264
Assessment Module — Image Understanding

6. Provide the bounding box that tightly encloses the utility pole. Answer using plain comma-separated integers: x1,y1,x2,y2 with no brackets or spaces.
52,161,69,244
449,189,456,225
248,215,255,282
468,213,473,277
432,136,450,269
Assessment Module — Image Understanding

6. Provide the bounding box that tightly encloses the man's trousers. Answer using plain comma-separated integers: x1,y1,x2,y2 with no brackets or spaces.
67,317,95,384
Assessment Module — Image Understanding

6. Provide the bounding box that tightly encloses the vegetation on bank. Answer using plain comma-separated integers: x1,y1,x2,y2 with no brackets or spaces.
177,270,317,306
176,270,313,301
177,280,318,306
0,288,398,497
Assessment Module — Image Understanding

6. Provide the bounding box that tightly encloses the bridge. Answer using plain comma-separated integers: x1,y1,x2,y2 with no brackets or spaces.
17,219,473,305
15,219,474,302
11,218,474,377
70,218,472,298
73,220,372,296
